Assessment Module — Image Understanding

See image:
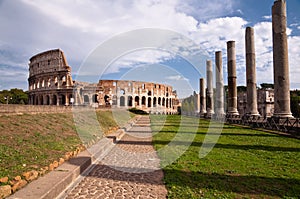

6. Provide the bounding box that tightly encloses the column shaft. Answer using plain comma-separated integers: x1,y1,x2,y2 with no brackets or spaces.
227,41,239,116
215,51,225,116
272,0,293,117
206,60,214,116
245,27,259,116
200,78,207,115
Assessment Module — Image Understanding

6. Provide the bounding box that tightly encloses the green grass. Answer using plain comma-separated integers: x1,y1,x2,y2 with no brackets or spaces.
151,115,300,199
0,110,134,181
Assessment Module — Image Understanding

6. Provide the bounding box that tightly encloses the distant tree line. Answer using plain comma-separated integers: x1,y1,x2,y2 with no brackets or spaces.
0,88,28,104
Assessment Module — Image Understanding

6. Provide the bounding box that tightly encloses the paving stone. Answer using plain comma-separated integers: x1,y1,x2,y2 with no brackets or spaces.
63,116,167,198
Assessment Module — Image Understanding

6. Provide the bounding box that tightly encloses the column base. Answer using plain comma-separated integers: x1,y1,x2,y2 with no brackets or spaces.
272,113,293,118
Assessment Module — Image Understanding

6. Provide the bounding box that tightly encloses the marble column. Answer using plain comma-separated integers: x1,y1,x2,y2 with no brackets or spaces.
272,0,293,118
215,51,225,116
227,41,239,116
206,60,214,117
200,78,206,115
245,27,259,116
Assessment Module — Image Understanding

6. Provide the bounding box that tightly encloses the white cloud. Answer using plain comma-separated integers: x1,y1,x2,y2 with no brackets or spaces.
262,15,272,20
166,75,189,81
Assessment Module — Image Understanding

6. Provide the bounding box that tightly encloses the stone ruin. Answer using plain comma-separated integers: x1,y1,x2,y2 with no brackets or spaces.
27,49,180,115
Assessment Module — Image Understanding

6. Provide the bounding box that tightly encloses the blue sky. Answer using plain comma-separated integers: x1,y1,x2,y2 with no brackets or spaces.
0,0,300,98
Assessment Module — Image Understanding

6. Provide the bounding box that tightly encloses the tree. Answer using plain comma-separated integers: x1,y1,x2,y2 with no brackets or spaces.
260,83,274,89
0,89,28,104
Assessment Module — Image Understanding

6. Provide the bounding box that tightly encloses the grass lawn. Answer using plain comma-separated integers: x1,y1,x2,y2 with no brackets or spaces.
0,109,133,182
151,115,300,199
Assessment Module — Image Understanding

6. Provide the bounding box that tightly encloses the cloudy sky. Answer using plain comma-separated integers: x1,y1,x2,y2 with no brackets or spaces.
1,0,300,98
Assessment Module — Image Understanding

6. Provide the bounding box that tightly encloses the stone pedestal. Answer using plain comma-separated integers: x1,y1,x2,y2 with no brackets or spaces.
200,78,206,116
227,41,239,116
272,0,293,118
215,51,225,116
245,27,260,116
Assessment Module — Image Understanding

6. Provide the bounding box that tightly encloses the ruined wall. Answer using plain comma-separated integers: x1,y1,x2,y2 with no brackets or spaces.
28,49,74,106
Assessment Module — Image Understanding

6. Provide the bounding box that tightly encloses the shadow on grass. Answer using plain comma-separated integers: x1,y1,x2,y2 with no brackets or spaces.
152,130,280,137
163,168,300,198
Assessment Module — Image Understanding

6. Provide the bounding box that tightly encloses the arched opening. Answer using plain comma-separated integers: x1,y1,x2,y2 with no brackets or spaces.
120,96,125,106
69,94,74,105
112,95,117,105
53,95,57,105
61,76,66,86
128,96,133,107
153,97,157,107
162,98,165,106
92,94,98,103
46,95,50,105
42,80,45,88
142,96,146,106
166,98,169,108
120,89,125,95
169,98,172,108
54,77,58,87
135,96,139,106
84,95,89,104
61,94,66,105
148,97,152,108
158,97,161,105
104,95,110,105
48,78,51,87
35,96,38,105
39,95,43,105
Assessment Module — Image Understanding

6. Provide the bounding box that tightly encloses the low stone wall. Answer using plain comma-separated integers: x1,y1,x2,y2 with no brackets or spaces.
0,105,73,115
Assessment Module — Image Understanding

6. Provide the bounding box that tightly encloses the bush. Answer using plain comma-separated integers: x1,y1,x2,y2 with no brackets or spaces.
128,108,149,115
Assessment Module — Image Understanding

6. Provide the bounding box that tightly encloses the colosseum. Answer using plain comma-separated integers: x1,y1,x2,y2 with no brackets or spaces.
28,49,180,114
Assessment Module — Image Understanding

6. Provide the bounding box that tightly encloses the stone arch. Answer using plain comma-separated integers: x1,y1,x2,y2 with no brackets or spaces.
46,95,50,105
120,96,125,106
104,95,110,105
162,98,165,106
166,98,169,108
39,95,43,105
84,95,89,104
42,79,45,88
53,95,57,105
112,95,117,105
47,78,51,87
135,96,140,106
92,94,98,103
148,97,152,108
120,89,125,95
153,97,157,107
61,94,66,105
128,96,133,107
158,97,161,105
61,76,66,86
54,77,58,87
142,96,146,106
69,94,74,104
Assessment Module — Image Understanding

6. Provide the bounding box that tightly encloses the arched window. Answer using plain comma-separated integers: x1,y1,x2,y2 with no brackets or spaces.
128,96,133,107
92,94,98,103
120,96,125,106
84,95,89,103
142,96,146,105
135,96,139,106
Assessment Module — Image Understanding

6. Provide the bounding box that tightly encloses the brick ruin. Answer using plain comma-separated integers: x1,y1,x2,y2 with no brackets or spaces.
28,49,179,114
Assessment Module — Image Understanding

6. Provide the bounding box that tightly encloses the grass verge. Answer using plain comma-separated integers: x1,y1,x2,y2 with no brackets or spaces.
151,115,300,199
0,109,133,182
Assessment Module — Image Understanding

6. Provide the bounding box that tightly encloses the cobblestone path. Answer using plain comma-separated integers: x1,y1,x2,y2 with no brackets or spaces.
63,116,167,199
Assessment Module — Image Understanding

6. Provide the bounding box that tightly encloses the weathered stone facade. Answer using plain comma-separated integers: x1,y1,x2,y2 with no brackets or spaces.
28,49,179,114
237,89,274,117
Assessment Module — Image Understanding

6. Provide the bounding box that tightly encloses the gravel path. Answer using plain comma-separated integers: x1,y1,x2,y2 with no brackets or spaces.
63,116,167,199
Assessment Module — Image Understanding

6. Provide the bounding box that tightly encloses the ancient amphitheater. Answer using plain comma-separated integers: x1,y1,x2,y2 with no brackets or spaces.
27,49,180,114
